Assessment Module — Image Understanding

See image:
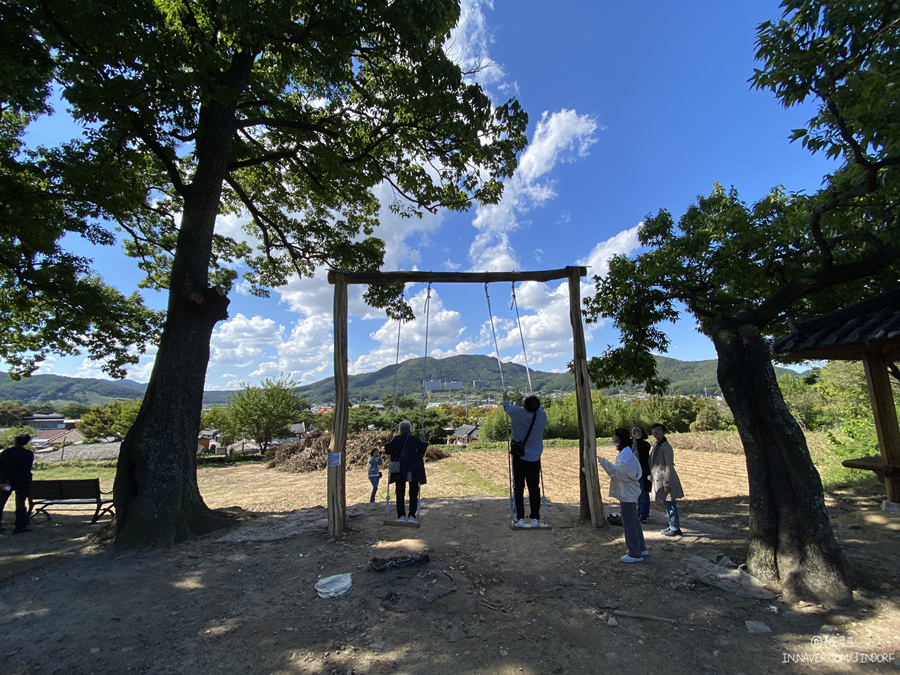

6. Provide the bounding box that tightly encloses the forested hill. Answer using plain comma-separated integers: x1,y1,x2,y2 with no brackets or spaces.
297,354,798,403
0,374,147,406
0,355,799,407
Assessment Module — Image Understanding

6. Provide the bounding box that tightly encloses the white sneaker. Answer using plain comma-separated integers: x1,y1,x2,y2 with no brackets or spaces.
408,517,417,525
620,554,644,564
397,516,406,523
512,519,525,528
641,549,649,557
531,519,540,528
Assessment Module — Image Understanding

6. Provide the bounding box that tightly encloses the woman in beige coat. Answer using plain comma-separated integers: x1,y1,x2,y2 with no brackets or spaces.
649,423,684,537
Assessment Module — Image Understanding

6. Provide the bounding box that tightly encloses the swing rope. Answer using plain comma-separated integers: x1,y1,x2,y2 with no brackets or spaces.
511,282,533,395
420,283,432,435
484,283,506,392
384,283,432,524
486,282,550,528
486,283,516,521
384,287,405,519
388,288,405,435
511,283,548,523
414,282,432,521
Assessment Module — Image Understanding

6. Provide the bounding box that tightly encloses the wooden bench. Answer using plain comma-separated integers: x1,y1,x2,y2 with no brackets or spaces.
28,479,114,524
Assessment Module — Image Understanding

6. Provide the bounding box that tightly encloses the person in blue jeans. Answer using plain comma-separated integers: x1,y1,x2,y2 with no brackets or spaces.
367,447,383,503
598,428,646,563
631,425,652,522
650,423,684,537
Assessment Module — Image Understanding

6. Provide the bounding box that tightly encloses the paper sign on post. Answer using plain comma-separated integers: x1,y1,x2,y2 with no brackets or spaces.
327,452,342,467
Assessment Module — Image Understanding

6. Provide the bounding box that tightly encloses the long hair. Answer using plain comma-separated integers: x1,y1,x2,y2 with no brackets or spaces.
612,428,631,450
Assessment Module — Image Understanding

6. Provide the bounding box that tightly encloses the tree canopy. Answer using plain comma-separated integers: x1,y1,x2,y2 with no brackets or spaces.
1,0,529,546
583,0,900,604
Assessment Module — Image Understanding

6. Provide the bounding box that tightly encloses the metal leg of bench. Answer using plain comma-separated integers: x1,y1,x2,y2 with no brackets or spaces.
30,506,51,522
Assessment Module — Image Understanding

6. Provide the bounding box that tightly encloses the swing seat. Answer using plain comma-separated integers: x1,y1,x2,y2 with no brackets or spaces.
509,522,552,531
383,519,421,529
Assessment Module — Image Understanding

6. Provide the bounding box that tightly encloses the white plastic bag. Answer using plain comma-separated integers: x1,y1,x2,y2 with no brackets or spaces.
315,573,352,598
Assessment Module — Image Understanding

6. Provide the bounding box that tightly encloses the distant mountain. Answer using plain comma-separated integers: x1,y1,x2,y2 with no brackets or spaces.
0,374,231,407
1,355,799,407
296,354,799,403
298,354,576,404
0,374,147,406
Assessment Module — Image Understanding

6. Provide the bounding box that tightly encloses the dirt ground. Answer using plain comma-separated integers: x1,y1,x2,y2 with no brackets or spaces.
1,447,899,674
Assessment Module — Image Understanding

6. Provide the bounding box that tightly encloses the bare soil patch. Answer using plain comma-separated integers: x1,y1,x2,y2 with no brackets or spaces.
2,447,898,674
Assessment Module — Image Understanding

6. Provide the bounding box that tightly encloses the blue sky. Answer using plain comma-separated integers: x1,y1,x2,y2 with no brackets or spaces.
31,1,836,391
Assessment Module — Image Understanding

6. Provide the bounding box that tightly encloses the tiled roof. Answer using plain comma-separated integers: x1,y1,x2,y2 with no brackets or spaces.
34,428,84,445
772,286,900,360
453,424,479,439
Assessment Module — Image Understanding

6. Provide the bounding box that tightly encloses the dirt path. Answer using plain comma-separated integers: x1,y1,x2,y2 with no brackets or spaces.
1,449,898,674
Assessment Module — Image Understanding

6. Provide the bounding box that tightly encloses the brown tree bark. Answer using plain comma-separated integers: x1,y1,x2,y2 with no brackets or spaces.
112,58,253,547
711,317,853,605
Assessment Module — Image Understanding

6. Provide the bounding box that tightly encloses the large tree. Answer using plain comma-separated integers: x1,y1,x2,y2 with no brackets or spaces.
11,1,527,546
583,0,900,605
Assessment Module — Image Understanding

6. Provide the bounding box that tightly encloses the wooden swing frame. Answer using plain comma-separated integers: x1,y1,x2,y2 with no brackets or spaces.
326,266,605,537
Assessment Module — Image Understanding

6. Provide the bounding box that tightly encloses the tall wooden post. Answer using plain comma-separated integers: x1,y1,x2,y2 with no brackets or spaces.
567,267,605,526
327,272,349,537
863,352,900,504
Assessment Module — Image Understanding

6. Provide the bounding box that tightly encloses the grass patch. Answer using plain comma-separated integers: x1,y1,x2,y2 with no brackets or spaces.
32,461,117,481
439,457,507,496
461,438,581,452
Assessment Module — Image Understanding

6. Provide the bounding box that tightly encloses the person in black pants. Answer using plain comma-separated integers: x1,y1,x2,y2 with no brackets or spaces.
502,391,547,527
0,434,35,534
631,425,652,522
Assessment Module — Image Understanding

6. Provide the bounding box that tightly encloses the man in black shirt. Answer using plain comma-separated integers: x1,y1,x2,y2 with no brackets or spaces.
0,434,35,534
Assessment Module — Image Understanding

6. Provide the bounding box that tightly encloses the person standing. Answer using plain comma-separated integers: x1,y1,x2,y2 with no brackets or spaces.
502,390,547,528
631,425,652,523
367,447,383,503
649,423,684,537
384,420,427,524
598,428,647,563
0,434,35,534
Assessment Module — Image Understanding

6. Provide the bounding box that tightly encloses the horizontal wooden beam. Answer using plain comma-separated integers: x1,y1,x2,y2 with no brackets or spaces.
327,266,588,285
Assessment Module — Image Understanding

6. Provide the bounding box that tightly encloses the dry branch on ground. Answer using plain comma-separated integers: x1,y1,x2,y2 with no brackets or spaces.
268,429,449,473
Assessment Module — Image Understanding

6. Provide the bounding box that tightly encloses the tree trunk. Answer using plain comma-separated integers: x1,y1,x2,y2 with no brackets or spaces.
113,58,252,547
711,317,853,605
113,278,231,547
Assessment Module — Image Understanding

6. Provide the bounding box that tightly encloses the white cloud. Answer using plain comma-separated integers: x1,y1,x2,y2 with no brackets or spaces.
447,0,507,91
461,226,644,370
350,288,466,373
578,224,642,279
277,315,336,384
468,109,600,271
209,314,284,370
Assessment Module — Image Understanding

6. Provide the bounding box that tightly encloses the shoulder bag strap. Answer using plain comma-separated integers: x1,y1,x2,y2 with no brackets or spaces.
521,412,537,444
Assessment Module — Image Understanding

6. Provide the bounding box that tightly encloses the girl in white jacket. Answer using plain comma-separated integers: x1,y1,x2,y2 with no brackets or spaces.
598,428,647,563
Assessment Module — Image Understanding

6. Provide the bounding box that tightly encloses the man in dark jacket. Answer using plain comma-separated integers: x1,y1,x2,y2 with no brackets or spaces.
0,434,35,534
384,420,427,524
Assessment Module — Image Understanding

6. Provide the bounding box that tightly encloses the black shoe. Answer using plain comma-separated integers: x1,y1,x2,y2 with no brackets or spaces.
639,517,649,523
661,528,682,537
12,527,33,534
